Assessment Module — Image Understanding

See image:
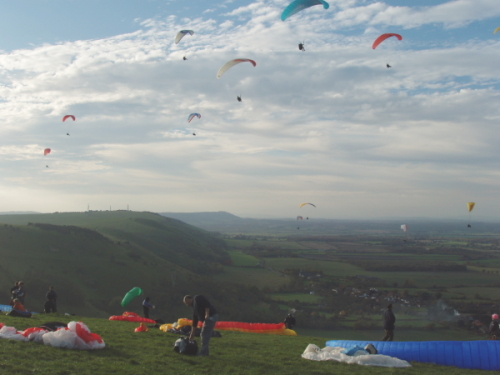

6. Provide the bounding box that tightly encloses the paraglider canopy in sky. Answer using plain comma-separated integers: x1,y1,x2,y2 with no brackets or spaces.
494,27,500,34
281,0,329,21
467,202,475,212
43,148,51,156
216,59,256,79
187,113,201,123
299,203,316,208
372,33,403,49
401,224,408,232
62,115,75,122
175,30,194,44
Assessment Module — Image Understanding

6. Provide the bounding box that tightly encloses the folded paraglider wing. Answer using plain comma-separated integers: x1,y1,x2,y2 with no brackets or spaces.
217,59,256,79
281,0,329,21
43,321,105,350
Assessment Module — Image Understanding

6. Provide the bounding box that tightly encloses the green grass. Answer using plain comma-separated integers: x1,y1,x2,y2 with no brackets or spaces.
226,251,260,267
213,267,289,289
0,314,495,375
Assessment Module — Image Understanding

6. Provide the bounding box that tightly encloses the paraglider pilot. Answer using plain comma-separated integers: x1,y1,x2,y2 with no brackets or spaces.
183,295,218,356
298,42,305,51
489,314,499,340
386,64,391,68
183,56,187,60
237,95,242,102
381,304,396,341
284,313,296,329
44,286,57,313
142,297,155,319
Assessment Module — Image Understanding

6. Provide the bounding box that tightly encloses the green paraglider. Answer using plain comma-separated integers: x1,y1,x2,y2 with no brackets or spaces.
121,287,142,307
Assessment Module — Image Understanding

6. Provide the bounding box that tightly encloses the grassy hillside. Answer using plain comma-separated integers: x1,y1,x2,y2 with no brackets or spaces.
0,314,495,375
0,212,272,322
0,211,230,272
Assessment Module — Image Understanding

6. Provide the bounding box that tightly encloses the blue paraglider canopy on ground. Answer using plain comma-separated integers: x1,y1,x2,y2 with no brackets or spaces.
326,339,500,371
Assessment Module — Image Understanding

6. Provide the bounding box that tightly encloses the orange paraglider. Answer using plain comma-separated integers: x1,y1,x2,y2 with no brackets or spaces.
372,33,402,49
62,115,75,122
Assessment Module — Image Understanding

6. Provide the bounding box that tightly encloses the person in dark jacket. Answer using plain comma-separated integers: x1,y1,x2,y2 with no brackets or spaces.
489,314,499,340
381,304,396,341
183,295,218,356
44,286,57,313
14,282,26,304
284,314,296,329
9,281,19,306
142,297,155,319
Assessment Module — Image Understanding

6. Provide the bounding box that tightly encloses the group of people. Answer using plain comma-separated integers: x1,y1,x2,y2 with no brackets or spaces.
8,282,57,315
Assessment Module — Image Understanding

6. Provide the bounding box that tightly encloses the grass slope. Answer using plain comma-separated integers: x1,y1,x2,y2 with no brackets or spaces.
0,212,273,322
0,211,230,270
0,314,495,375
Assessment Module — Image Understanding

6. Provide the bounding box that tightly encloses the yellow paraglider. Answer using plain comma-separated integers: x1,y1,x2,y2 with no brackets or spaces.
467,202,475,228
494,27,500,34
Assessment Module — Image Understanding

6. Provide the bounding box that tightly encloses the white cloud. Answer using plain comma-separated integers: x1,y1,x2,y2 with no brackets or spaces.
0,0,498,219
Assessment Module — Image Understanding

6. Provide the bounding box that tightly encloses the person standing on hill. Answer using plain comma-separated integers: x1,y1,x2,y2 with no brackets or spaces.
284,313,296,329
183,295,218,356
9,281,19,306
381,304,396,341
44,286,57,313
142,297,155,319
489,314,499,340
14,282,26,304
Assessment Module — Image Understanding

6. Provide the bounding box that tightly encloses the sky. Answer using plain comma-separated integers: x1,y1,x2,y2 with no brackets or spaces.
0,0,500,220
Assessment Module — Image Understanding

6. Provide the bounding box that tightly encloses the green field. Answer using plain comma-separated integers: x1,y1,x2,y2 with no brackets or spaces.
213,267,289,289
0,314,496,375
263,257,500,288
227,250,260,267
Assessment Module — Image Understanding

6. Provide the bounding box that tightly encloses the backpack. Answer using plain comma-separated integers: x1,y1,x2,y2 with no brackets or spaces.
173,337,198,355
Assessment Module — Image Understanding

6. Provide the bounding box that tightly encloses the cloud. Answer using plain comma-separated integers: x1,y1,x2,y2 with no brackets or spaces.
0,0,498,219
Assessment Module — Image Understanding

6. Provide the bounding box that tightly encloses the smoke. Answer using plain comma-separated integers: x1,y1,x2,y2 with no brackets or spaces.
426,300,460,321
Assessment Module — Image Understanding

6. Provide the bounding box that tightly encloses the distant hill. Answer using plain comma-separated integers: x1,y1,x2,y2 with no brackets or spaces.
0,211,270,321
160,211,241,227
161,212,500,236
0,211,39,215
